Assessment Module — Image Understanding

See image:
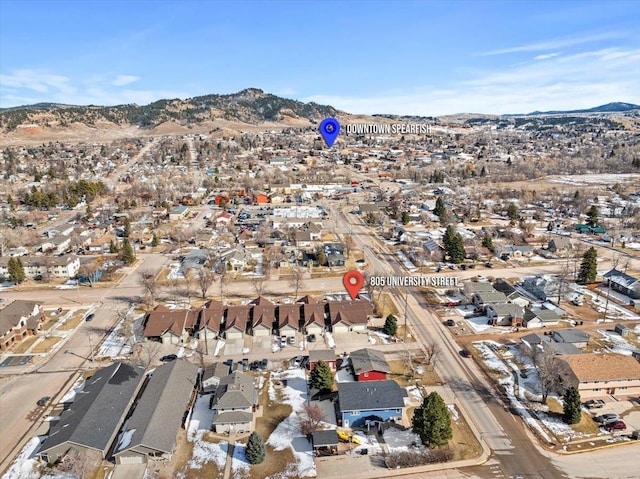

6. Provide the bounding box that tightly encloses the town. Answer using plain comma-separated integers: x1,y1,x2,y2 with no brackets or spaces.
1,91,640,479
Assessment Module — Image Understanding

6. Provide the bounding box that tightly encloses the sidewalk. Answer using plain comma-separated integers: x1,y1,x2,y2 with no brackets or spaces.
222,431,237,479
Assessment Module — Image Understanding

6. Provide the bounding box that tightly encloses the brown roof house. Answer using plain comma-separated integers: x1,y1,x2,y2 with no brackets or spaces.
557,353,640,398
0,300,44,351
300,296,326,336
224,305,250,340
249,297,275,337
277,303,301,337
328,300,372,334
142,306,199,345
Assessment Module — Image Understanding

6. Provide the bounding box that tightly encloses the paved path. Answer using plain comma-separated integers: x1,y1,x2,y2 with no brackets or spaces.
222,431,236,479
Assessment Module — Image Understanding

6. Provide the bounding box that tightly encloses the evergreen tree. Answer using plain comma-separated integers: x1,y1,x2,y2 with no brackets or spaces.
481,234,494,251
123,217,131,238
151,233,159,247
383,314,398,336
401,211,410,225
7,257,26,284
586,205,599,227
119,239,136,265
109,240,118,254
433,197,447,223
309,360,334,392
411,391,452,447
245,431,266,465
577,247,597,284
507,202,519,221
562,387,582,425
443,225,465,264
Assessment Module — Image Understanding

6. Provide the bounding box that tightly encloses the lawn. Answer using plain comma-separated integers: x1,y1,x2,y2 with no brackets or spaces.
388,359,442,388
546,397,600,436
10,335,39,354
32,336,62,354
58,310,88,331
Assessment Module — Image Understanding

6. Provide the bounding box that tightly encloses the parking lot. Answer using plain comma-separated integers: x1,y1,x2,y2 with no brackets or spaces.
587,398,640,434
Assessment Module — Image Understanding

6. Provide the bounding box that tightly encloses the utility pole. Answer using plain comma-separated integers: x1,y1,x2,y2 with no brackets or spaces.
88,334,94,362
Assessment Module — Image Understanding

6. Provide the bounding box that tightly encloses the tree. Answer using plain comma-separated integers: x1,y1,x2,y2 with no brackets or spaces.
424,342,440,366
563,387,582,425
197,267,215,299
507,202,519,221
132,341,162,368
246,431,266,465
586,205,599,227
411,392,452,447
536,348,560,403
119,238,136,265
383,314,398,336
138,269,159,306
577,247,597,284
7,257,25,284
443,225,464,264
299,403,326,436
151,233,159,247
309,360,334,392
481,233,494,251
433,197,447,224
401,211,410,225
109,240,118,254
289,265,305,300
123,217,132,238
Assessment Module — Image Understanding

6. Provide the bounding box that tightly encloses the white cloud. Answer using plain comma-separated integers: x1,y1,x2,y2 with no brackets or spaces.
0,69,75,94
534,53,561,60
480,31,627,56
111,75,140,86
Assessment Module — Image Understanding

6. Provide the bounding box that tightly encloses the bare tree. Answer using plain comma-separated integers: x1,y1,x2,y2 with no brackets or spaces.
132,341,162,368
299,403,326,436
57,448,102,479
536,347,560,403
343,233,354,259
289,265,306,300
138,268,159,306
197,267,215,299
424,342,440,366
252,275,267,296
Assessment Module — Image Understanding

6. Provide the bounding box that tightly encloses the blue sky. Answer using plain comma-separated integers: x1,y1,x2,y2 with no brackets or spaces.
1,0,638,115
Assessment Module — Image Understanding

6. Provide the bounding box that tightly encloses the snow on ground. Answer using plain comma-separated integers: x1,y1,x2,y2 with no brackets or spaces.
177,346,185,358
167,264,185,280
368,334,376,344
213,339,225,356
373,331,391,344
267,369,316,477
59,376,85,404
464,315,492,333
597,329,637,355
447,404,459,421
96,318,132,359
231,442,250,478
188,394,214,439
336,366,355,383
187,431,227,471
325,332,336,349
2,436,41,479
406,386,423,402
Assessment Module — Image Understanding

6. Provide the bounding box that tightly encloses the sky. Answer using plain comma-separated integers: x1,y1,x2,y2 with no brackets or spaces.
0,0,639,115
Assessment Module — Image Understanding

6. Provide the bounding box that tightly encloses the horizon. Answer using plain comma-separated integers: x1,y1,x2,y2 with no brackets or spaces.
1,0,639,115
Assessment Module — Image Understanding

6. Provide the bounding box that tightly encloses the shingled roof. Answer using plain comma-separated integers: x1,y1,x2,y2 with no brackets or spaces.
338,380,407,412
350,348,391,376
559,353,640,382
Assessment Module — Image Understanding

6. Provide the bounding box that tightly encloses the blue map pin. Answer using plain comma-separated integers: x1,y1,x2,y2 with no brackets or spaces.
319,117,340,148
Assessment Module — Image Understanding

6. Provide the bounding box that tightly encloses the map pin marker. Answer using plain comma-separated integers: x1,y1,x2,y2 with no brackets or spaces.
319,117,340,148
343,270,364,300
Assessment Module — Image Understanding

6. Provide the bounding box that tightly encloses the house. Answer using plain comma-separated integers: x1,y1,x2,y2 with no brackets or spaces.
201,362,231,394
522,276,560,301
0,255,80,280
492,279,530,307
255,193,269,204
113,360,199,464
522,308,561,329
182,248,209,271
551,329,590,349
547,237,573,255
463,281,496,298
472,291,508,308
199,300,224,339
277,303,301,336
224,305,250,339
249,297,275,336
337,380,407,428
0,300,44,351
423,238,445,262
142,306,199,344
293,230,312,248
328,300,372,333
311,429,338,456
557,353,640,398
486,303,524,327
168,205,190,221
350,348,391,381
603,269,640,299
38,363,146,463
210,371,257,433
300,296,326,335
309,349,336,371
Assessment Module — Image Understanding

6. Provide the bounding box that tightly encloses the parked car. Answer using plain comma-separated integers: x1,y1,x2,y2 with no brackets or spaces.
446,319,456,327
307,334,317,343
485,262,494,268
584,399,605,409
37,396,51,407
84,313,95,322
460,349,472,358
160,354,177,362
259,358,268,371
631,431,640,440
287,336,296,345
250,360,259,371
241,358,249,371
604,420,627,432
594,413,619,424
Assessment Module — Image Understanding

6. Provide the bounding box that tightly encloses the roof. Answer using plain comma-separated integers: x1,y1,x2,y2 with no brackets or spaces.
0,300,42,336
350,348,391,375
302,302,326,327
115,359,199,455
200,300,224,332
250,297,275,329
328,300,372,326
466,282,497,294
39,362,146,455
311,429,339,447
211,411,253,425
338,380,407,412
213,372,256,410
524,308,561,322
559,353,640,382
277,303,301,329
475,291,509,304
143,308,199,338
488,303,523,317
552,329,590,343
202,362,231,382
225,305,250,333
604,269,640,288
309,349,335,363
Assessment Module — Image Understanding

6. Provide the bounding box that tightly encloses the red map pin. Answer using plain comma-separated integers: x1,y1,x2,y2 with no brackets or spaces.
343,270,364,300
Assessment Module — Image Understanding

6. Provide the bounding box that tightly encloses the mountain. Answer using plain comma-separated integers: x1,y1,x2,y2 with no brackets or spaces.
0,88,342,132
516,102,640,116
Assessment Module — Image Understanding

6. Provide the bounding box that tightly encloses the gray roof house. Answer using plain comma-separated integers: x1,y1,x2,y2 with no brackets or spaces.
338,380,408,428
210,371,257,433
201,362,231,394
523,308,562,329
350,348,391,380
603,269,640,299
551,329,590,349
38,362,146,463
114,359,199,464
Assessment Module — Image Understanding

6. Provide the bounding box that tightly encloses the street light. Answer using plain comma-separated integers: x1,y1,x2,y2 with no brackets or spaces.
88,334,94,362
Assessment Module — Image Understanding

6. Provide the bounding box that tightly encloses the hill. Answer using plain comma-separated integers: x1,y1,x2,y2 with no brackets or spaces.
0,88,342,132
517,102,640,116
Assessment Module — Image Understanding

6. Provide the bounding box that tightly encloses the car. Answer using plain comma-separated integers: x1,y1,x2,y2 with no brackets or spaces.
223,358,233,367
307,334,317,343
287,336,296,345
337,429,362,444
445,319,456,327
259,358,268,371
460,349,471,358
160,354,178,362
278,337,287,348
584,399,605,409
84,313,95,322
37,396,51,407
241,358,249,371
460,264,467,270
485,262,494,268
631,431,640,440
594,413,618,424
604,420,626,432
250,360,259,371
